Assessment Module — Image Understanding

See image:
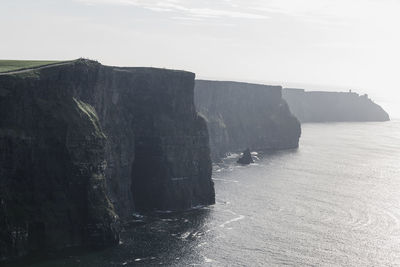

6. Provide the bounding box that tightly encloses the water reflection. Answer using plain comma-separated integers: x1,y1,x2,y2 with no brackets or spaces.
14,208,212,267
11,121,400,266
116,208,213,266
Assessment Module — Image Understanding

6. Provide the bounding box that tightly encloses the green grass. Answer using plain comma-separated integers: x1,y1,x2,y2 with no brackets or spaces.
0,60,62,73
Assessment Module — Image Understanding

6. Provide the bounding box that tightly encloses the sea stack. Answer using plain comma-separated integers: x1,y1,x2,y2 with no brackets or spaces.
237,149,254,165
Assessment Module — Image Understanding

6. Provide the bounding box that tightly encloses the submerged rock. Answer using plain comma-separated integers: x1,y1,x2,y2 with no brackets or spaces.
237,149,254,165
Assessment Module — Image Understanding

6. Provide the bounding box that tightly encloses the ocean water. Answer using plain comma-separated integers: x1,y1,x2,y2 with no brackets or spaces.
20,120,400,266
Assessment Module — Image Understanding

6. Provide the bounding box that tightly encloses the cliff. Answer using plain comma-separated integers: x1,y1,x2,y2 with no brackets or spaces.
0,66,119,261
0,59,214,261
194,80,301,161
282,88,390,123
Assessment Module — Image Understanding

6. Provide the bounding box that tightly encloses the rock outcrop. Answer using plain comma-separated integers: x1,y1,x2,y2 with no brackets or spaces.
237,149,254,165
195,80,301,161
282,88,390,123
0,59,215,261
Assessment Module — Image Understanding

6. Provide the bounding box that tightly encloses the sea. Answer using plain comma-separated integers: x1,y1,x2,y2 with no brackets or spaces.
17,120,400,266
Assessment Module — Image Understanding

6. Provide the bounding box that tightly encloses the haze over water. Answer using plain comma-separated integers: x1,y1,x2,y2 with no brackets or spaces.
24,120,400,266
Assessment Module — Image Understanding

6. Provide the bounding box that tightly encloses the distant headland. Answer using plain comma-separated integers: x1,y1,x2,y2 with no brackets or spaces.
283,88,389,123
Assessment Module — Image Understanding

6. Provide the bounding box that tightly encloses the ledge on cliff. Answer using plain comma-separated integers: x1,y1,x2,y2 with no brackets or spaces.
194,80,301,161
282,88,390,123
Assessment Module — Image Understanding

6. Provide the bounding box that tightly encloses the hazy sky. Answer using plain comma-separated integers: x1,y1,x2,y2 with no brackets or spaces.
1,0,399,117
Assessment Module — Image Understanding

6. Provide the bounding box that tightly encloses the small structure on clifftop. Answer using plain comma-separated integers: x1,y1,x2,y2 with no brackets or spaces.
237,148,254,165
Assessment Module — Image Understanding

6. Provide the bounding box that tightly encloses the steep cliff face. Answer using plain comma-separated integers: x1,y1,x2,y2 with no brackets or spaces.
195,80,301,161
0,59,215,260
0,68,119,261
282,88,390,123
94,67,214,213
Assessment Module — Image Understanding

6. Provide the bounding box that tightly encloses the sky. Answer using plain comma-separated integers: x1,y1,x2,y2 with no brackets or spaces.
1,0,399,117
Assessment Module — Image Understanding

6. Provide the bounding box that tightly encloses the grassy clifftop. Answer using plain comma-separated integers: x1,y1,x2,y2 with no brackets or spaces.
0,60,62,73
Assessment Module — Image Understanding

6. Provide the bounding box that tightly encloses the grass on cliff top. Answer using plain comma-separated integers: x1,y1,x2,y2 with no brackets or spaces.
0,60,62,73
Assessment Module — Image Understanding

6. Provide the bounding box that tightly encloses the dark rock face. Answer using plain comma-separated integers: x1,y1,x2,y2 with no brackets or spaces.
103,69,214,213
0,69,119,261
0,59,215,261
237,149,254,165
194,80,301,161
282,88,390,123
74,64,214,213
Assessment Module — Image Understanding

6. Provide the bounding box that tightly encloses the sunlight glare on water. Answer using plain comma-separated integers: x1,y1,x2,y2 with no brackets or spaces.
25,121,400,267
